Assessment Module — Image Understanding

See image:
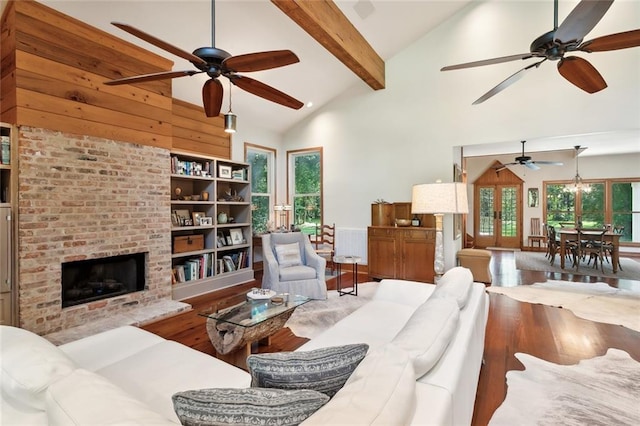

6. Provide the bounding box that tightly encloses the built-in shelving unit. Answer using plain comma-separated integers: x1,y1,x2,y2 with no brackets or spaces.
170,151,253,300
1,122,15,325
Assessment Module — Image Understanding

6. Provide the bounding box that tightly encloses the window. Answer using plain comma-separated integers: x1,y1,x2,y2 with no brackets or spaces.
612,181,640,243
545,184,575,228
245,144,275,234
544,179,639,245
288,148,322,235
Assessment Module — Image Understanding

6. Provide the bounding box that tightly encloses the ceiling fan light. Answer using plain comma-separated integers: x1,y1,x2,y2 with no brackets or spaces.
224,112,236,133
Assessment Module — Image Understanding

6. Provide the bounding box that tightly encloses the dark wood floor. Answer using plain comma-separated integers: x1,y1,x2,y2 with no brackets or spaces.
141,251,640,426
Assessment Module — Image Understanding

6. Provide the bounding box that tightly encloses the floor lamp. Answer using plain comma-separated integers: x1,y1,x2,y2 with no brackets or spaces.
411,181,469,281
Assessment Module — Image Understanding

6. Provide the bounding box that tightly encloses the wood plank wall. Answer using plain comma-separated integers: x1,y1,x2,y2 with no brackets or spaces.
172,99,231,158
0,0,231,157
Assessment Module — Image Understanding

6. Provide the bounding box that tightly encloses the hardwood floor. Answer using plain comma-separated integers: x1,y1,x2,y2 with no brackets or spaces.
141,251,640,426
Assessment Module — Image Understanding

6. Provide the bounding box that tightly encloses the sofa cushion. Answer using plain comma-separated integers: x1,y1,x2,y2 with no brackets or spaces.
46,368,174,425
275,242,302,267
247,344,369,398
0,326,76,410
431,266,474,309
391,297,460,378
172,388,329,426
279,264,316,281
302,344,416,425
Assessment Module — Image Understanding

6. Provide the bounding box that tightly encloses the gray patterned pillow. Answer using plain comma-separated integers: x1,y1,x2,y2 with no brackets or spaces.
172,388,328,426
246,343,369,398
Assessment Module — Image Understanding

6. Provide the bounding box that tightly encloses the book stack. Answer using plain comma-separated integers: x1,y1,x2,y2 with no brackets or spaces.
172,253,215,284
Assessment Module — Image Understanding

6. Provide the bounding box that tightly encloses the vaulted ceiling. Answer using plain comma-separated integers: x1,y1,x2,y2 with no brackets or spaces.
36,0,471,134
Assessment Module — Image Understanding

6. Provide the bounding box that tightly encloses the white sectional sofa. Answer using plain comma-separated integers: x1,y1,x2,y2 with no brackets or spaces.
1,267,488,425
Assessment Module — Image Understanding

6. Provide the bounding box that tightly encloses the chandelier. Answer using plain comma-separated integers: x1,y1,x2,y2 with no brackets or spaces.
565,145,591,193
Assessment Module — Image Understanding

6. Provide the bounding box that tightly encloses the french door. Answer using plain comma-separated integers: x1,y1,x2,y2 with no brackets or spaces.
475,185,522,248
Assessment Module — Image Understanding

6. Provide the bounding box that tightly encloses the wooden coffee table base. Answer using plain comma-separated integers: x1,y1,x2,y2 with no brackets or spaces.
205,310,294,370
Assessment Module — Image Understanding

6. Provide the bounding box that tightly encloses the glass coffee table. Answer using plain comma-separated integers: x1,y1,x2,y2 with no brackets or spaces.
200,292,309,369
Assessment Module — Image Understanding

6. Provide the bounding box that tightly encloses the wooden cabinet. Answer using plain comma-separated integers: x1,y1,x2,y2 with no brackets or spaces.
367,227,436,283
170,151,253,300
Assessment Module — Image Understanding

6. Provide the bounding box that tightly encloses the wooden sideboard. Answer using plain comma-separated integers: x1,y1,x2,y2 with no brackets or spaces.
367,227,436,283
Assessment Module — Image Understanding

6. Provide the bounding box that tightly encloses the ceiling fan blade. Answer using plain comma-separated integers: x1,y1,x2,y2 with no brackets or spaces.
557,56,607,93
104,70,201,85
441,53,534,71
554,0,613,43
579,29,640,52
532,161,564,166
111,22,207,67
202,78,223,117
223,50,300,73
472,59,545,105
230,75,303,110
524,162,541,171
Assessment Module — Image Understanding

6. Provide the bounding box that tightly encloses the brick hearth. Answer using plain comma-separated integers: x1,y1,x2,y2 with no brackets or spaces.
17,126,173,335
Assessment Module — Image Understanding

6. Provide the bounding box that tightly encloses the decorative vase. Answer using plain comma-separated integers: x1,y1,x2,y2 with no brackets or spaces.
217,212,228,224
201,191,209,201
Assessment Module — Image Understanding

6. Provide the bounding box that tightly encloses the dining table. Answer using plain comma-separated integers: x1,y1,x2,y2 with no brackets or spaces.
558,228,621,273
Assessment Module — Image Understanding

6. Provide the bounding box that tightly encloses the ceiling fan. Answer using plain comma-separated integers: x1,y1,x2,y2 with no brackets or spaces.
441,0,640,105
494,140,564,172
104,0,303,117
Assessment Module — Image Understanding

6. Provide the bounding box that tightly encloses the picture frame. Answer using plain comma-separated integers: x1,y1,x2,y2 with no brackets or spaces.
217,231,226,247
528,188,540,208
173,209,191,226
199,216,213,226
192,211,205,226
218,165,232,179
229,228,244,245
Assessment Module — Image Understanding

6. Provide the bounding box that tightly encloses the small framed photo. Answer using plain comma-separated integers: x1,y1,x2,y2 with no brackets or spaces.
218,165,232,179
229,228,244,245
199,216,213,226
217,232,226,247
192,211,205,226
528,188,539,208
226,236,233,246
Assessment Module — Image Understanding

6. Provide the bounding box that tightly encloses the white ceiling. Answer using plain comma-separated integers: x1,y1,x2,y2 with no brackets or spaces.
34,0,471,134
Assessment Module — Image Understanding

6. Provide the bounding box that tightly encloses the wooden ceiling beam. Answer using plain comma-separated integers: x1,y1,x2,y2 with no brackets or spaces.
271,0,385,90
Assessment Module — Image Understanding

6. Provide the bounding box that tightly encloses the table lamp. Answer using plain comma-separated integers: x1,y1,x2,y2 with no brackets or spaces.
411,181,469,280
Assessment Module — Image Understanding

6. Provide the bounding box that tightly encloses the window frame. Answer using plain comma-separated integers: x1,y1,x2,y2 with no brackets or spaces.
287,147,323,235
543,177,640,246
245,143,276,234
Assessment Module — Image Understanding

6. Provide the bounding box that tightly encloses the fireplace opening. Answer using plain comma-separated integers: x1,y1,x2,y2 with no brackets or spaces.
61,253,146,308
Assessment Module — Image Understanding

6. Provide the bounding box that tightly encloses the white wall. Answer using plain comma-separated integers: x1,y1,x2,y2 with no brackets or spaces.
236,0,640,270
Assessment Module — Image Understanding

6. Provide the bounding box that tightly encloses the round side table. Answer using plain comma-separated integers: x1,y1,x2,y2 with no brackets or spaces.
333,255,361,296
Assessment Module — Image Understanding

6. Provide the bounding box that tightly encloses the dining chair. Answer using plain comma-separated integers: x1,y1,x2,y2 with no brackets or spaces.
602,226,624,271
313,223,335,274
580,229,607,271
528,218,546,249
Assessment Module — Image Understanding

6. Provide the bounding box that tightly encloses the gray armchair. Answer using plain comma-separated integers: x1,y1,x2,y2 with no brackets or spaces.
261,232,327,300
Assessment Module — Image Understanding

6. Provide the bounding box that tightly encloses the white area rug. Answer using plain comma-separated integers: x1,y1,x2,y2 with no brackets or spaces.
515,251,640,280
285,282,379,339
487,280,640,332
489,349,640,425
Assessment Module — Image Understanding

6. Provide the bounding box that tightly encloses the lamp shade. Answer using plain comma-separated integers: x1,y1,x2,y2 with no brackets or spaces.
411,182,469,214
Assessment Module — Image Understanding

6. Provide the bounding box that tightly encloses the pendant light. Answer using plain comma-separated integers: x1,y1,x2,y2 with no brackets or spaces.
224,80,236,133
565,145,591,193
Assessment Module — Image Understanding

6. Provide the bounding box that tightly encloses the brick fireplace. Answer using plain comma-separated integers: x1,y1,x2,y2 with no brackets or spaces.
17,126,172,336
